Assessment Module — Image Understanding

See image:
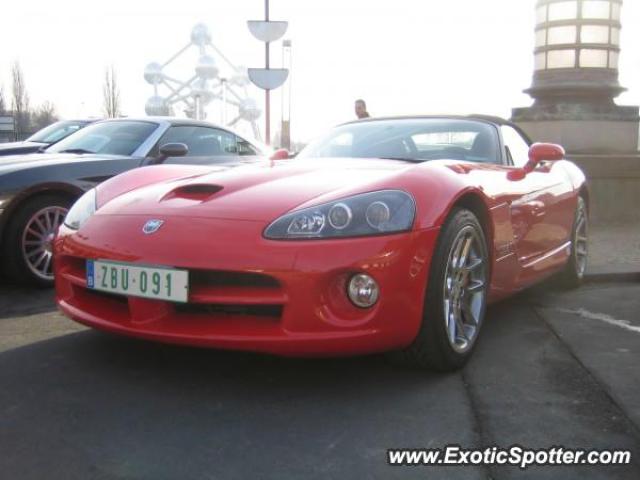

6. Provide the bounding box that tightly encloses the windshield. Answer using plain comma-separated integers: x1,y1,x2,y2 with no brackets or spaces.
46,121,159,156
27,120,89,144
297,118,500,164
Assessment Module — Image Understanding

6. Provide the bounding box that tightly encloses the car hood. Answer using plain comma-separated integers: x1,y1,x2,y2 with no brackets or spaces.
97,158,417,222
0,152,132,175
0,141,46,155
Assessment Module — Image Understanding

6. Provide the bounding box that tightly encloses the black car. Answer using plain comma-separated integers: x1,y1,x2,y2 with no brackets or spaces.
0,119,95,156
0,117,267,285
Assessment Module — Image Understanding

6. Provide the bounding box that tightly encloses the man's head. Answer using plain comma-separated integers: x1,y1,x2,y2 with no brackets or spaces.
355,99,369,119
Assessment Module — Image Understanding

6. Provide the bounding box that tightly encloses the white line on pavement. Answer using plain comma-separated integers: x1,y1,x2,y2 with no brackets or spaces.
553,308,640,334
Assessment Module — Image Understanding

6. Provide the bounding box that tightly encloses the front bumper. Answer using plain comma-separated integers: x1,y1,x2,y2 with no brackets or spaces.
55,215,439,356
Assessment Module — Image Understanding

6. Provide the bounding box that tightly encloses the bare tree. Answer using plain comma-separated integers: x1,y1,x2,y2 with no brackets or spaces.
32,101,59,130
11,61,31,136
0,87,6,115
102,65,121,118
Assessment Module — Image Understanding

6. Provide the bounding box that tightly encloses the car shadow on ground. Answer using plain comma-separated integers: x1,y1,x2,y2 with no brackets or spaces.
2,326,449,390
0,278,589,394
0,282,56,318
0,328,485,480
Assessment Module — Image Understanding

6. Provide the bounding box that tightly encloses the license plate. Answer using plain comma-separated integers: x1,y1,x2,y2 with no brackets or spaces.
86,260,189,303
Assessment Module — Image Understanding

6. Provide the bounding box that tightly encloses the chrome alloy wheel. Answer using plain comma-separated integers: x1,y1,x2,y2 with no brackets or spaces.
21,206,68,281
574,200,588,278
442,225,487,354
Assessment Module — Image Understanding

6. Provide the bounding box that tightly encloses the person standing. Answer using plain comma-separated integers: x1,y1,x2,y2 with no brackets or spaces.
354,99,370,119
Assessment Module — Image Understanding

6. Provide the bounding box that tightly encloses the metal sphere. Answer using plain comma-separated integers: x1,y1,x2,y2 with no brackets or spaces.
145,24,262,128
231,66,250,87
144,62,164,85
239,98,261,121
191,23,212,46
145,96,170,116
195,55,218,80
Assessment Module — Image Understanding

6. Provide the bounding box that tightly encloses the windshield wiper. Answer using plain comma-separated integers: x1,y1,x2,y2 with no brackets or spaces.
59,148,94,154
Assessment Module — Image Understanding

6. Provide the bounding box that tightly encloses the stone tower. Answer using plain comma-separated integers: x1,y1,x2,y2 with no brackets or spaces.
512,0,638,153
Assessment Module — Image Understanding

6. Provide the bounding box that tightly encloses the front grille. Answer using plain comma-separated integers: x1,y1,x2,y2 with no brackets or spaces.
61,255,285,322
84,288,129,304
174,303,282,318
190,269,281,289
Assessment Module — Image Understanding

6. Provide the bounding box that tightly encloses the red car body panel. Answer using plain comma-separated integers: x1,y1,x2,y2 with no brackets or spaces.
54,148,586,356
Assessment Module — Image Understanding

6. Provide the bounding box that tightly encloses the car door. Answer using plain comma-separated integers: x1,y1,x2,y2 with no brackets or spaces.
500,125,574,266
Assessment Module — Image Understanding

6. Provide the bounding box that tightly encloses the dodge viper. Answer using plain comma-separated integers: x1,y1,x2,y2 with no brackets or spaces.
54,116,588,370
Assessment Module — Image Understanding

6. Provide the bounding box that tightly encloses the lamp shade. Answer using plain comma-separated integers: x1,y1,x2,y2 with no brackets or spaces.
528,0,624,102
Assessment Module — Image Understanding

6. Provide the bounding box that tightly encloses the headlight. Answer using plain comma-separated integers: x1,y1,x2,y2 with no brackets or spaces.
64,188,97,230
264,190,415,240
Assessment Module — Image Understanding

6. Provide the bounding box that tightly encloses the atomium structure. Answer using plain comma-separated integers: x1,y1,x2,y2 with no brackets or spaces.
144,23,262,139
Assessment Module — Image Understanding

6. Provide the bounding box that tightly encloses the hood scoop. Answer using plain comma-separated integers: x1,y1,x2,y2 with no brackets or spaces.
161,184,223,204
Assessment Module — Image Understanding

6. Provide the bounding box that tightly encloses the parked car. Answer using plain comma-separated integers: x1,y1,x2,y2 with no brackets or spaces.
0,119,95,156
54,115,588,371
0,117,268,285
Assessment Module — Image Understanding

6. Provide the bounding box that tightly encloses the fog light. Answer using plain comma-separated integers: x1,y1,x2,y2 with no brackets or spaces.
347,274,379,308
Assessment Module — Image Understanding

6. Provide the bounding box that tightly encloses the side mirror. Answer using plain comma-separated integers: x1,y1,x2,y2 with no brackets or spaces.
525,142,564,172
508,142,564,181
270,148,291,160
154,143,189,164
160,142,189,158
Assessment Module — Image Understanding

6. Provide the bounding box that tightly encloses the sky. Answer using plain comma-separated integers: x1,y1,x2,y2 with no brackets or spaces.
1,0,639,143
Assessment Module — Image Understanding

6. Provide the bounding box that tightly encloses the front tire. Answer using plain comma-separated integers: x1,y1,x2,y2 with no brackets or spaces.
2,195,71,287
389,208,489,371
558,196,588,288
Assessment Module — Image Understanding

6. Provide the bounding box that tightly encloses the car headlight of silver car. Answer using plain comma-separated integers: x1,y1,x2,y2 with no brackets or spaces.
64,188,97,230
264,190,416,239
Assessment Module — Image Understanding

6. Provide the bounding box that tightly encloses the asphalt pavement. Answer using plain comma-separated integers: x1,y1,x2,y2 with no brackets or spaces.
0,279,639,479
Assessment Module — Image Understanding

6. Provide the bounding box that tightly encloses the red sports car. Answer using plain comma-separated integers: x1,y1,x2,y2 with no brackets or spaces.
54,116,588,370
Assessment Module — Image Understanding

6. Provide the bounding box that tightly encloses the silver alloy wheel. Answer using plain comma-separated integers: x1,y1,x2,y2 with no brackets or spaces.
21,206,68,281
442,225,487,354
574,200,588,278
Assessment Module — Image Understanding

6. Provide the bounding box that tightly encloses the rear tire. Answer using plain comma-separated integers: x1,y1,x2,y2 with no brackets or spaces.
2,195,71,287
388,208,489,371
557,196,588,288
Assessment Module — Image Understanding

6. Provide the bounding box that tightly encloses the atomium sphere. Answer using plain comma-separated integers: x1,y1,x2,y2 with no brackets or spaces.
191,23,212,47
231,66,250,87
239,98,261,121
195,55,218,80
145,96,170,116
144,62,164,85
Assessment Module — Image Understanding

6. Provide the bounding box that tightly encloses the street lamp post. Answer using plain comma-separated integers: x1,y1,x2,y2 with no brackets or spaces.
220,78,228,125
247,0,289,145
265,0,271,145
281,39,292,150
